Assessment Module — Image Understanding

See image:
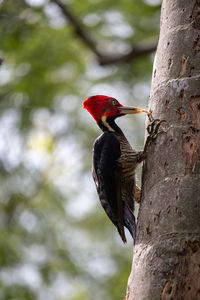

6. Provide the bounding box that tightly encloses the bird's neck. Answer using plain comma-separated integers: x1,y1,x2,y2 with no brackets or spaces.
98,116,124,135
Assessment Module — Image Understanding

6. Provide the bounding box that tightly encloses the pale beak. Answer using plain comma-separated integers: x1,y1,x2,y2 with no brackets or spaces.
119,106,150,115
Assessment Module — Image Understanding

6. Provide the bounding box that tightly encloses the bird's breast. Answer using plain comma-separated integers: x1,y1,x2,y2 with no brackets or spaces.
115,134,139,210
116,134,138,180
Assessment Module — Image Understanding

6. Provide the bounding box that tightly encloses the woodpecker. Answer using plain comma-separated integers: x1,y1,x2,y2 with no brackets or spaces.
83,95,161,243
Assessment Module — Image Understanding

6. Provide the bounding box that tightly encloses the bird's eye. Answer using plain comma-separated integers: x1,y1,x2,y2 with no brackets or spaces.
110,99,118,106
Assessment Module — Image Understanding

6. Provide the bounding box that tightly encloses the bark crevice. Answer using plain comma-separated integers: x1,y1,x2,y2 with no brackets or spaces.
161,240,200,300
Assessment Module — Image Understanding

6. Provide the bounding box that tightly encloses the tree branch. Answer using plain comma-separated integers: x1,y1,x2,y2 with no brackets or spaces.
51,0,157,66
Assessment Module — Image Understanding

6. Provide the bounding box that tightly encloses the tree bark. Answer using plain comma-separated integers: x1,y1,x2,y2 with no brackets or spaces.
126,1,200,299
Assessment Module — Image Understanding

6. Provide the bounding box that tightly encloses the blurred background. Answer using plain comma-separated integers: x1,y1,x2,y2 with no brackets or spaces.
0,0,161,299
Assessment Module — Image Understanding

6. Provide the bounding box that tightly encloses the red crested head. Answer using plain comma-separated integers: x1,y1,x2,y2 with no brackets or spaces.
83,95,150,124
83,95,123,123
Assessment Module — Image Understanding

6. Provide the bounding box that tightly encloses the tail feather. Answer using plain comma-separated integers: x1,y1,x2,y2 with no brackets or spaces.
117,225,127,243
123,204,136,240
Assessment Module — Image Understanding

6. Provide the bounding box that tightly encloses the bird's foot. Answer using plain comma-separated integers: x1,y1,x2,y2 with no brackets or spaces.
136,118,167,163
134,185,141,203
144,119,167,153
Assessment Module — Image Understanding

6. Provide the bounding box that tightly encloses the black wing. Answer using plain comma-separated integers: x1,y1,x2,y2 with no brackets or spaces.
92,132,127,242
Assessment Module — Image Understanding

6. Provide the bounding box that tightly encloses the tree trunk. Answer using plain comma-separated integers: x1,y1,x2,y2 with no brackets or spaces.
126,1,200,299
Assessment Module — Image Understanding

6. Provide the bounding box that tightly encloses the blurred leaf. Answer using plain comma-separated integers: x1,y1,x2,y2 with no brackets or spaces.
0,0,161,299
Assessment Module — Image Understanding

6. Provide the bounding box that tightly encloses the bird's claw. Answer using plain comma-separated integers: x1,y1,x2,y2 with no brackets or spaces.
144,119,167,153
147,119,167,135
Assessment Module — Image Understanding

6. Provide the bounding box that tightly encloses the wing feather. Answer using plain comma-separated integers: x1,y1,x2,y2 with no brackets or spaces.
92,132,126,242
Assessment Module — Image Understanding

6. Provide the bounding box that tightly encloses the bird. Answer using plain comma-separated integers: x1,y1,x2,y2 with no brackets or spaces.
83,95,161,243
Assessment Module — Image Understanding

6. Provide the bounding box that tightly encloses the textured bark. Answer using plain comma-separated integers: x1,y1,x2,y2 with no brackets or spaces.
126,1,200,299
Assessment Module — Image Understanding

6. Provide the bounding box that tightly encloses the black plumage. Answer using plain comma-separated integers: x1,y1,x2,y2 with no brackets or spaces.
92,118,138,243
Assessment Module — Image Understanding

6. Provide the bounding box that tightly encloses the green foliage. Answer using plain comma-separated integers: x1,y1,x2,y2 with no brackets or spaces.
0,0,161,299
